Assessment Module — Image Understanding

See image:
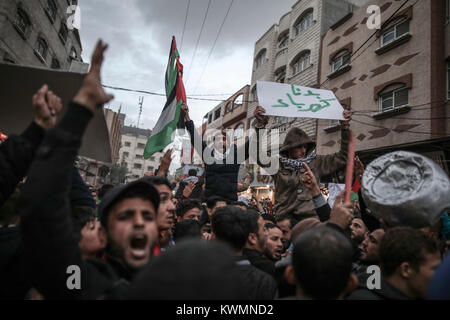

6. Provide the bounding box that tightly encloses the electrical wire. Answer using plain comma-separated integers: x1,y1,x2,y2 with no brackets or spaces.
192,0,234,94
184,0,213,87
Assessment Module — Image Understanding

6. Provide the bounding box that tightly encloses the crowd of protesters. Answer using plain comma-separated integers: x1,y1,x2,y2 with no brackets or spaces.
1,40,450,300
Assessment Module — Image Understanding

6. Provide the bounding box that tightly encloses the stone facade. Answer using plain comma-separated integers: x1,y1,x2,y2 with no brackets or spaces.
247,0,356,148
317,0,450,173
104,108,125,165
0,0,83,70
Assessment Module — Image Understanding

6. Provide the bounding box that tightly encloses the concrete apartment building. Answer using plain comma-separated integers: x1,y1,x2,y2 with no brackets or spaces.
316,0,450,174
247,0,358,143
203,85,250,146
104,108,125,164
0,0,83,70
119,126,164,182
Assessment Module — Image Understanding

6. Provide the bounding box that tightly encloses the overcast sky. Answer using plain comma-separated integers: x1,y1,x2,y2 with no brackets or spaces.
78,0,298,130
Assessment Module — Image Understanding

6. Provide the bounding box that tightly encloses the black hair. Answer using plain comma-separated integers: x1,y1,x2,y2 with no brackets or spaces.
292,226,354,300
261,214,276,224
211,206,249,251
176,199,202,218
379,227,440,277
265,223,281,232
126,240,245,299
245,210,260,235
71,206,97,242
98,184,114,201
206,196,226,209
173,220,202,242
188,169,198,177
143,176,173,190
275,214,298,229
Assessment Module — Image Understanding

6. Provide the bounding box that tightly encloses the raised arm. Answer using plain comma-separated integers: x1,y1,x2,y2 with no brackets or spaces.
18,40,114,299
0,85,62,206
314,109,352,178
182,104,206,158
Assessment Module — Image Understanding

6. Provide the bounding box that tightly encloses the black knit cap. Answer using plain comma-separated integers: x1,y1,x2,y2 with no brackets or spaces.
98,179,160,227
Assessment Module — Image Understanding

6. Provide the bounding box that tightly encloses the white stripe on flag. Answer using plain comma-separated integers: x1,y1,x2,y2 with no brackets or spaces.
151,98,178,137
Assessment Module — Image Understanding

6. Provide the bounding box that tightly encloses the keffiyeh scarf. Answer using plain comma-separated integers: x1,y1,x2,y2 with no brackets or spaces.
280,153,317,172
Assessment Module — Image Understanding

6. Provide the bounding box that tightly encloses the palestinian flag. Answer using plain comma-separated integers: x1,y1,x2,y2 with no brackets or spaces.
144,36,187,159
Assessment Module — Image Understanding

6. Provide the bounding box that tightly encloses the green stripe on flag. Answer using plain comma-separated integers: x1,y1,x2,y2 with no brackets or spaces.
143,99,182,158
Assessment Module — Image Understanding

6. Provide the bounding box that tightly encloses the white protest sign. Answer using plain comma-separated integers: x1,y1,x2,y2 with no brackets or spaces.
257,81,345,120
328,183,346,208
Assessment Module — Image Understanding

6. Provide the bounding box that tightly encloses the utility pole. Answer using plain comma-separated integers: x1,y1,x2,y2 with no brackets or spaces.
137,97,144,129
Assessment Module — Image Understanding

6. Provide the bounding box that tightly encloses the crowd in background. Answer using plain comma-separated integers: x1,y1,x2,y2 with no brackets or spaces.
1,40,450,300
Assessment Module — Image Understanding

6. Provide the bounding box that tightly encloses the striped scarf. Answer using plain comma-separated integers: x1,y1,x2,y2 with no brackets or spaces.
279,153,317,171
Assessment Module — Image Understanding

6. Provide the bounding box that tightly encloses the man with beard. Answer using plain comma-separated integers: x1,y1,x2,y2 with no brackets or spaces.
353,229,385,275
350,217,368,246
264,223,284,262
348,227,441,300
18,41,160,299
242,211,274,277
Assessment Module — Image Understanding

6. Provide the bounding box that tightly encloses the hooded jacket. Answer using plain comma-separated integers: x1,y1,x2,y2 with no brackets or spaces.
185,120,249,202
257,126,349,221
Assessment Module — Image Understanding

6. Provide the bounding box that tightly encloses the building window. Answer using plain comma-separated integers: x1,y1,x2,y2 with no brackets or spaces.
137,143,145,149
233,123,244,140
294,9,313,36
69,47,78,60
379,86,409,112
134,163,142,169
225,102,232,114
251,87,257,101
35,37,48,60
292,51,310,75
255,50,266,69
278,34,289,49
381,18,409,47
14,8,31,38
123,152,129,157
275,68,286,83
46,0,58,22
208,113,213,124
59,23,68,44
214,108,221,121
51,58,60,69
447,59,450,100
332,50,351,72
136,155,143,160
124,142,131,147
147,166,154,172
149,156,155,161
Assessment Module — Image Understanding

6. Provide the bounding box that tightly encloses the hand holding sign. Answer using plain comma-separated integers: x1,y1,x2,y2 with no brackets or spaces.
257,81,345,120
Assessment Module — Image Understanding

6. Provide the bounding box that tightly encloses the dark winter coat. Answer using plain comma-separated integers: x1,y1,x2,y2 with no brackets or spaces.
0,122,45,206
242,248,276,277
346,273,410,300
236,259,277,300
185,120,250,202
175,175,204,200
18,103,136,299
